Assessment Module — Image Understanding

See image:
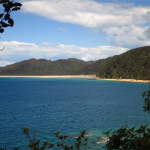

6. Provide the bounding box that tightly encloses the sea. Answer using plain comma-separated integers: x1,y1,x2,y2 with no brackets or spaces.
0,77,150,150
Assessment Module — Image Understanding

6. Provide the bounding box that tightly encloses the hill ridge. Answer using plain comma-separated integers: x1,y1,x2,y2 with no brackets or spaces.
97,46,150,80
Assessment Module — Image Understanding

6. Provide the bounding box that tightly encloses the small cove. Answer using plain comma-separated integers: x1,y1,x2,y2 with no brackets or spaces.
0,77,149,149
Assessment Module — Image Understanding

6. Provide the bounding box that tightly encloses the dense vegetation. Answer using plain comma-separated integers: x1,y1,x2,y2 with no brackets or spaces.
1,85,150,150
0,58,93,75
1,46,150,80
69,56,116,75
0,56,116,76
1,0,150,150
97,46,150,80
103,84,150,150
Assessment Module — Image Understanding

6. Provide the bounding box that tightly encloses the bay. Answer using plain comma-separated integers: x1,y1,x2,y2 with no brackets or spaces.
0,77,149,149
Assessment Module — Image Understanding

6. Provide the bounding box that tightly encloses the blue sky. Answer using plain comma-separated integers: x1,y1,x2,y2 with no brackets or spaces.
0,0,150,66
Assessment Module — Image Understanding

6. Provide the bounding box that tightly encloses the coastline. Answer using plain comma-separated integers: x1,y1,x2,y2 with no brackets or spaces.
0,75,149,83
94,77,150,83
0,75,96,79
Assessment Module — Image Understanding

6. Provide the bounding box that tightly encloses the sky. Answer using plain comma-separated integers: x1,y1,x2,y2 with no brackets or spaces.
0,0,150,66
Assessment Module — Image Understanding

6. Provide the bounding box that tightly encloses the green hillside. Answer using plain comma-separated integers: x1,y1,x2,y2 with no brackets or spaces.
97,46,150,80
0,58,92,75
1,46,150,78
69,56,116,75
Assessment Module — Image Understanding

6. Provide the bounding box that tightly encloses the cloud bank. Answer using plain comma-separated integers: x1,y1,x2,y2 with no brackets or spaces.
0,41,128,67
21,0,150,28
21,0,150,48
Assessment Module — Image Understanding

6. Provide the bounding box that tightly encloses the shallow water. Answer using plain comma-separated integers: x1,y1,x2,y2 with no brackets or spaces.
0,77,149,149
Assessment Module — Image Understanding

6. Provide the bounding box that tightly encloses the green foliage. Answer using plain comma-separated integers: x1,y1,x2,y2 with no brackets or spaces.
142,84,150,113
103,125,150,150
53,131,88,150
103,85,150,150
0,58,92,75
0,0,22,33
1,46,150,79
69,56,116,75
97,46,150,80
6,128,88,150
19,127,54,150
1,114,88,150
4,85,149,150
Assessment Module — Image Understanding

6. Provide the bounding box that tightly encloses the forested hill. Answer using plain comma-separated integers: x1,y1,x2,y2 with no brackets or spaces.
1,46,150,78
97,46,150,80
68,56,116,75
0,58,93,75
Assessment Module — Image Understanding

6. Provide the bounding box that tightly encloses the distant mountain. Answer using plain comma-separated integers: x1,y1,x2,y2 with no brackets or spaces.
1,46,149,79
0,58,93,75
97,46,150,80
68,56,116,75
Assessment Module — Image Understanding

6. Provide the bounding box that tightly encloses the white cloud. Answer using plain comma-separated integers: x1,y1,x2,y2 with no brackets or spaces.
0,41,129,66
0,61,15,67
58,28,69,32
104,25,150,47
82,55,94,61
21,0,150,28
93,38,99,42
144,27,150,39
21,0,150,48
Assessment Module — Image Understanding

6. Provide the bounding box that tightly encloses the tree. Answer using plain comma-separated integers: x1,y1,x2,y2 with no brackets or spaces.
1,84,150,150
1,116,88,150
0,2,149,146
20,128,88,150
2,84,148,150
0,0,22,33
103,84,150,150
0,0,22,50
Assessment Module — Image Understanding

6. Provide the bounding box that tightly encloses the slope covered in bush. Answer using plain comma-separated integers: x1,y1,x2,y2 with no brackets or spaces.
97,46,150,80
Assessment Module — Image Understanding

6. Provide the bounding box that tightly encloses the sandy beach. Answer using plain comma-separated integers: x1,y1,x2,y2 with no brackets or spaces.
0,75,149,83
0,75,96,78
94,77,150,83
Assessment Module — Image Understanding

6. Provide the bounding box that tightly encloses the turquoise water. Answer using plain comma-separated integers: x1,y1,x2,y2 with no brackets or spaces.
0,77,149,149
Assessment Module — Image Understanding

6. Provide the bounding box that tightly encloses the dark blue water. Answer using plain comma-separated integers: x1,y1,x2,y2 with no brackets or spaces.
0,77,149,149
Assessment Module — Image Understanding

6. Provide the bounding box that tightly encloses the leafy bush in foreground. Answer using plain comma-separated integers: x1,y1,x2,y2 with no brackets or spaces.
1,84,150,150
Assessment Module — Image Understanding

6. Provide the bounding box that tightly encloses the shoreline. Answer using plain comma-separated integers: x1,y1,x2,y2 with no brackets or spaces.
0,75,149,83
94,77,150,83
0,75,96,78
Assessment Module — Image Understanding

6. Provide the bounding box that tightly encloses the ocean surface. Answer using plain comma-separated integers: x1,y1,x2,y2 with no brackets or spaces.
0,77,150,150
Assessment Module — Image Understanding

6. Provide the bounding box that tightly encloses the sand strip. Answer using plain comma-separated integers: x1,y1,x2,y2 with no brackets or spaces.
0,75,149,82
94,77,150,83
0,75,96,79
